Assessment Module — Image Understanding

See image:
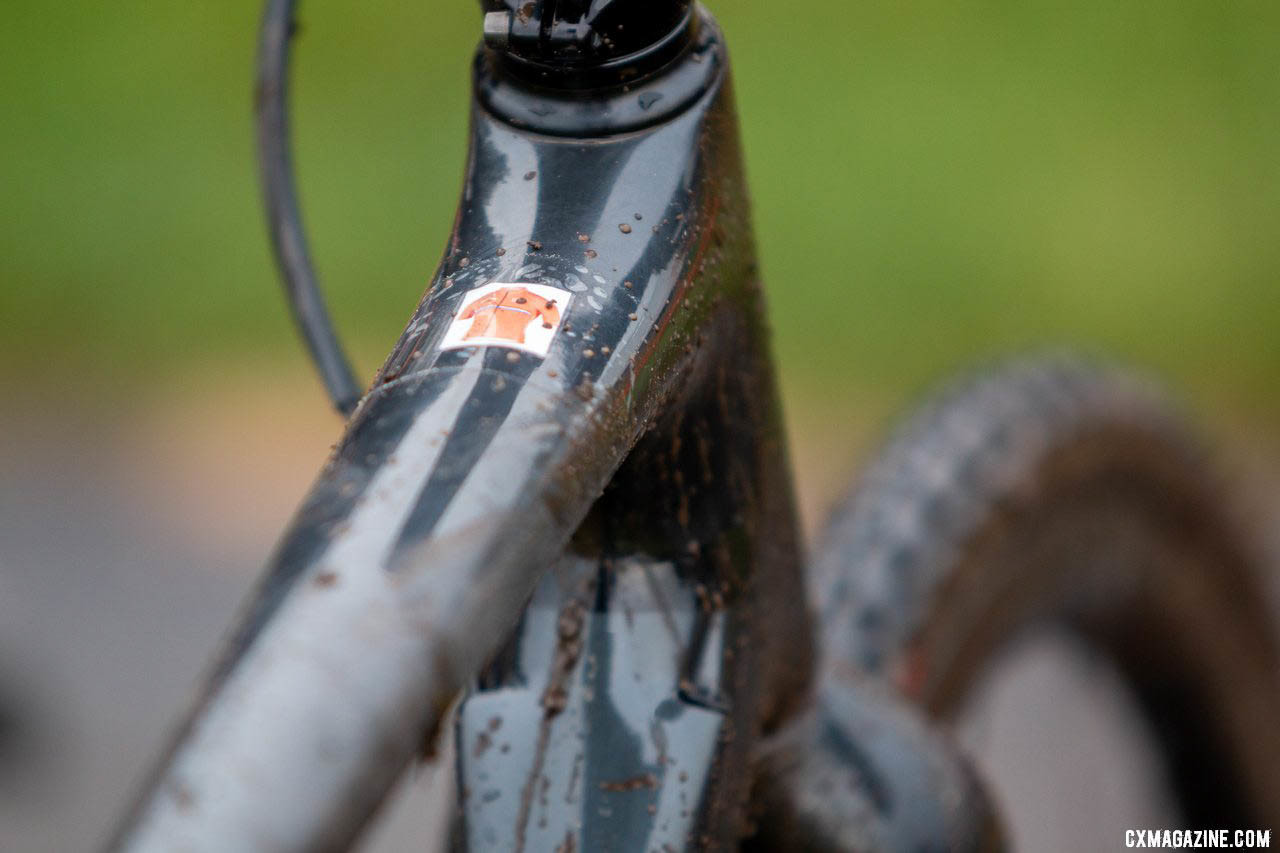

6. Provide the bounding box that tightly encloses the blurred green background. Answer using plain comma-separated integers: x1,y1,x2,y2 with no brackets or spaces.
3,0,1277,431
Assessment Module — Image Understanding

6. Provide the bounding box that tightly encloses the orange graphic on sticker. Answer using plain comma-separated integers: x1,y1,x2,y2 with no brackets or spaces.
441,282,572,357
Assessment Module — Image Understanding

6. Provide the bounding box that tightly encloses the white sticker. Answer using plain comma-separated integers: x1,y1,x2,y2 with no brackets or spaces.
440,282,572,358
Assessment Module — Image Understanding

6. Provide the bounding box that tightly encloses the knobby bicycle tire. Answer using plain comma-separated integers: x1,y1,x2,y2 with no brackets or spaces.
812,356,1280,831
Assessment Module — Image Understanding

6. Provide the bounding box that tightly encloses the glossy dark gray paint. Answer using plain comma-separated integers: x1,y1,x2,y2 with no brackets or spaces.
458,556,729,851
111,12,813,852
747,679,999,852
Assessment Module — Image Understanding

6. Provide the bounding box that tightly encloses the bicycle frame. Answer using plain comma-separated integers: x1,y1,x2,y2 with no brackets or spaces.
111,7,816,850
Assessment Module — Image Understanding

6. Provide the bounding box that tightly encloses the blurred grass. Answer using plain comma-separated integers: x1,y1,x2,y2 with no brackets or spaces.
1,1,1277,425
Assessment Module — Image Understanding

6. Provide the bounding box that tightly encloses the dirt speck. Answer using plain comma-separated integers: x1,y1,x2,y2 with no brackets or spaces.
618,223,632,234
527,240,543,251
598,773,658,792
313,571,338,589
523,170,537,180
171,782,196,813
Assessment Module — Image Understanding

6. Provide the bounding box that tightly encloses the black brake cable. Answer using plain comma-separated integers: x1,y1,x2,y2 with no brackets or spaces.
255,0,362,416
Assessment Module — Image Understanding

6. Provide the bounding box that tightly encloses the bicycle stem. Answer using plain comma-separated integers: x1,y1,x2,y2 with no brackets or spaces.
110,8,814,850
475,0,695,88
